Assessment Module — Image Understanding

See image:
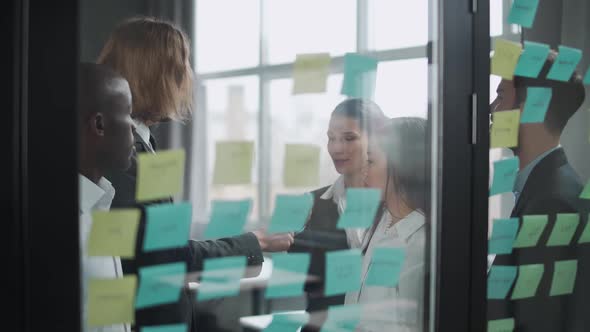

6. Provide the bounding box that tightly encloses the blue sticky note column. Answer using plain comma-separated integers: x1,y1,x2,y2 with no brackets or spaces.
268,193,314,234
341,53,378,99
583,67,590,85
515,41,550,78
197,256,246,301
489,219,519,255
321,304,362,332
521,87,552,123
204,199,251,239
547,46,583,82
325,249,362,296
337,188,381,229
365,247,405,287
507,0,540,28
144,202,192,251
265,253,311,299
487,265,517,299
136,262,186,309
490,157,519,196
263,312,310,332
141,323,187,332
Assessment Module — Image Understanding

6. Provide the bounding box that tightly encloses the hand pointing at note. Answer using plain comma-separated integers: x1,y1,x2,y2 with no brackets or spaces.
252,230,295,252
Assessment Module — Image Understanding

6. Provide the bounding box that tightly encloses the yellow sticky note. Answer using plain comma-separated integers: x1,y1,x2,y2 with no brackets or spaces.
292,53,331,94
491,110,521,148
213,141,254,185
87,276,137,327
136,149,185,202
492,39,523,80
283,144,321,187
88,209,140,258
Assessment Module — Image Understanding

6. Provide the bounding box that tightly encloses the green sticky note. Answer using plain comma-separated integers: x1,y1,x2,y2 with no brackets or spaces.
136,149,185,202
266,253,311,299
487,265,517,299
337,188,381,229
293,53,331,95
268,193,314,234
263,312,310,332
513,215,548,248
365,247,405,287
205,199,251,239
547,46,583,82
521,87,552,123
283,144,321,187
197,256,246,301
515,41,551,78
546,213,580,246
584,67,590,85
135,262,186,309
325,249,362,296
491,39,523,80
88,209,140,258
213,141,254,185
550,259,578,296
489,218,519,254
580,180,590,199
490,157,519,196
491,110,520,148
142,324,187,332
341,53,378,99
578,217,590,244
511,264,544,300
507,0,540,28
87,276,137,327
487,318,515,332
144,203,192,252
320,304,362,332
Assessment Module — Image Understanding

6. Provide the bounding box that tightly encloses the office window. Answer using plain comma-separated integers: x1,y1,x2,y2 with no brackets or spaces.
368,0,429,50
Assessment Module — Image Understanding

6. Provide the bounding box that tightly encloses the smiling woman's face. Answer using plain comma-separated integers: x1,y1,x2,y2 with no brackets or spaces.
327,115,369,176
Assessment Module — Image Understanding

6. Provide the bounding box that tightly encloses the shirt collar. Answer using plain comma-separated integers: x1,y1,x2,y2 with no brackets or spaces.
390,210,425,241
133,119,152,148
320,176,345,201
513,145,560,195
79,174,115,214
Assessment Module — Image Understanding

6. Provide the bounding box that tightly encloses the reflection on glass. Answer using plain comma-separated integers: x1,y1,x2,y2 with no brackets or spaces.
374,59,428,118
369,0,428,50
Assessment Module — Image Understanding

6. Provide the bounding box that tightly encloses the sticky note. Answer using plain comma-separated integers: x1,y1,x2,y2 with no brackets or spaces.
268,193,314,234
283,144,321,187
491,110,520,148
325,249,362,296
321,304,362,332
337,188,381,229
578,218,590,244
266,253,311,299
263,312,310,332
88,209,140,258
487,265,517,299
204,199,251,239
142,324,187,332
489,218,519,255
197,256,246,301
487,318,515,332
87,276,137,327
580,180,590,199
511,264,544,300
341,53,378,99
550,259,578,296
547,46,583,82
136,149,185,202
507,0,540,28
292,53,331,94
584,67,590,85
491,39,523,80
144,203,192,252
135,262,186,309
489,157,519,196
546,213,580,246
513,215,548,248
365,247,405,287
212,141,254,185
521,87,552,123
514,41,550,78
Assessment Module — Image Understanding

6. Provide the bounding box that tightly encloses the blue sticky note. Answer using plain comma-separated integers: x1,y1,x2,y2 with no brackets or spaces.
142,324,187,332
268,194,314,234
490,157,519,196
507,0,540,28
144,203,192,252
337,188,381,229
325,249,362,296
136,262,186,309
266,253,311,299
321,304,362,332
521,87,552,123
487,265,517,299
197,256,246,301
515,41,550,78
547,46,583,82
489,219,519,255
263,312,310,332
584,67,590,85
365,247,405,287
341,53,378,99
205,199,251,239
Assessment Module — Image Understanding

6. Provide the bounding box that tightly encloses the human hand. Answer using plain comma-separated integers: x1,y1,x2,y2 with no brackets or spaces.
252,230,294,252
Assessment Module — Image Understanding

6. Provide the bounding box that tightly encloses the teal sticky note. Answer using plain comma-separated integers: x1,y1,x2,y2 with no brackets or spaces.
265,253,311,299
578,217,590,244
204,199,251,239
507,0,540,28
144,203,192,252
487,318,515,332
365,247,405,287
341,53,378,99
511,264,544,300
490,157,519,196
513,215,548,248
580,180,590,199
487,265,517,299
521,87,552,123
263,312,310,332
547,46,583,82
550,259,578,296
268,193,314,234
197,256,246,301
325,249,362,296
584,67,590,85
514,41,550,78
136,262,186,309
337,188,381,229
546,213,580,246
320,304,362,332
489,218,519,255
142,324,187,332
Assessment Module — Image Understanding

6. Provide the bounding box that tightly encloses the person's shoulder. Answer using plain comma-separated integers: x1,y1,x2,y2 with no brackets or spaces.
310,185,332,199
